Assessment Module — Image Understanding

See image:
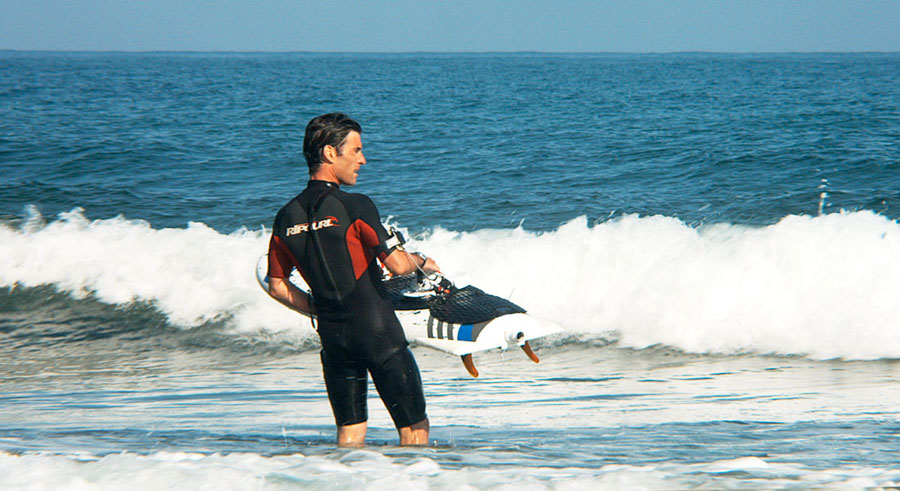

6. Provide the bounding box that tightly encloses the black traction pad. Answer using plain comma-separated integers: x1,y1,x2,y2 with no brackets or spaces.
384,274,526,324
383,275,430,310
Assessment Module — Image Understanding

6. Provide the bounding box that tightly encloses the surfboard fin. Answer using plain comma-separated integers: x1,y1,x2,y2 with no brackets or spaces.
521,341,540,363
461,354,479,378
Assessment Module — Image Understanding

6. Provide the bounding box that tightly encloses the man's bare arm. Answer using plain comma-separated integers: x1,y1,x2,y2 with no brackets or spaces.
268,276,316,315
381,248,441,276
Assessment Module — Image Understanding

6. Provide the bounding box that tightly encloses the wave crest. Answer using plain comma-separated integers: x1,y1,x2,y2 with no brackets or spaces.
3,208,900,360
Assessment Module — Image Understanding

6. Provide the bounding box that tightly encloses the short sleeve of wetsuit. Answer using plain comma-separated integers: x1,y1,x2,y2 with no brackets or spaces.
350,194,396,260
267,235,295,279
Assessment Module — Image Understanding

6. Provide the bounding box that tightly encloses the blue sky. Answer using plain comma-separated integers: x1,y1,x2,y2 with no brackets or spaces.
1,0,899,52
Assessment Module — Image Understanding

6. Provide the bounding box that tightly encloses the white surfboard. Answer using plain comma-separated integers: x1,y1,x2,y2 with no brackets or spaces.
256,253,562,377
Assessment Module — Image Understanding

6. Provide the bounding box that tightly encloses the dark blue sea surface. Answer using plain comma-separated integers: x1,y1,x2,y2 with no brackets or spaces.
2,52,899,232
3,52,900,489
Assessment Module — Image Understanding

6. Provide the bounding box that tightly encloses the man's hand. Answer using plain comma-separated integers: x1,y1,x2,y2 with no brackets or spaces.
420,255,441,275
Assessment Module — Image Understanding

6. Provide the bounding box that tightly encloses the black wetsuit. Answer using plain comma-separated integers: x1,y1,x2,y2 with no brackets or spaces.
267,180,426,428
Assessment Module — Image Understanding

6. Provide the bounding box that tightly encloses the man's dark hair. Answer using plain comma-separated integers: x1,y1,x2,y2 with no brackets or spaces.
303,113,362,174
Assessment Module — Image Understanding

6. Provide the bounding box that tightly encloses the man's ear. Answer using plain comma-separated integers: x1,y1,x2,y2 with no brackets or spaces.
321,145,337,163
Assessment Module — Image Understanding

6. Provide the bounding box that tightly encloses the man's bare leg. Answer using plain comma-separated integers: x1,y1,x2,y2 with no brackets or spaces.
337,421,367,446
398,417,429,446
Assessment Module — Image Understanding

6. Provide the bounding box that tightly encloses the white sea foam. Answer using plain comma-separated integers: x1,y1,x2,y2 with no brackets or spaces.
0,450,897,490
3,207,900,360
0,207,295,337
411,211,900,360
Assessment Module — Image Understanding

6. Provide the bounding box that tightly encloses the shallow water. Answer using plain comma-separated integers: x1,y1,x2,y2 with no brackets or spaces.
3,319,900,488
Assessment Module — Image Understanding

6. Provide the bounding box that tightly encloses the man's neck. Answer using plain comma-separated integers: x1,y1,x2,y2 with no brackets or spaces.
310,169,340,186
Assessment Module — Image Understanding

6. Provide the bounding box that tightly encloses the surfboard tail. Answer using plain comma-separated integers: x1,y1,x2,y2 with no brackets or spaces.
458,341,537,378
413,310,561,376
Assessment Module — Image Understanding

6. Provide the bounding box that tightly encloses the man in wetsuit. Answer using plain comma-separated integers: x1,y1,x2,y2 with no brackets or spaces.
266,113,440,446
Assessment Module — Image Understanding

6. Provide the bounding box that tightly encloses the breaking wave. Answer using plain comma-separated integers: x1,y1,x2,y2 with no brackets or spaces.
3,206,900,360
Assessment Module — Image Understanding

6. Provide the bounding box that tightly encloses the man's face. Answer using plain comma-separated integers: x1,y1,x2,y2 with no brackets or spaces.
332,131,366,186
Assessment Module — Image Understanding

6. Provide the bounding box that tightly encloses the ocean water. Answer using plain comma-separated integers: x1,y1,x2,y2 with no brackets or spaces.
2,51,900,489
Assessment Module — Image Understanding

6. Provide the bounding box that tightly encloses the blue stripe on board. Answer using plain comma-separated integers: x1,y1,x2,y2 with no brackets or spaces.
457,324,474,341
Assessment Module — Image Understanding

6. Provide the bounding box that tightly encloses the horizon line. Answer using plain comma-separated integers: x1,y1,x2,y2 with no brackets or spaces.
2,48,899,56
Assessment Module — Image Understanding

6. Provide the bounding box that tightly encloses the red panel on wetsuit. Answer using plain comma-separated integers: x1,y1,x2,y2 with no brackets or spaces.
346,219,379,279
267,235,298,279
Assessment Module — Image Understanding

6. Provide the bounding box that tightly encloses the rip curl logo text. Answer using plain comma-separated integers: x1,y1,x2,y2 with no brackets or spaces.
286,217,340,236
